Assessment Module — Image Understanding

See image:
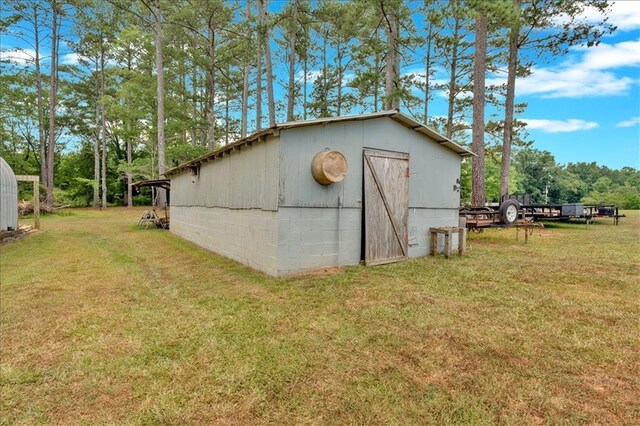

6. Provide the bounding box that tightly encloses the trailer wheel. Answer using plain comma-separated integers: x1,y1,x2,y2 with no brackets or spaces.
498,199,520,225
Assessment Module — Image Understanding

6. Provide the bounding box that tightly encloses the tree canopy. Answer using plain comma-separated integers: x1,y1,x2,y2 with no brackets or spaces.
1,0,634,209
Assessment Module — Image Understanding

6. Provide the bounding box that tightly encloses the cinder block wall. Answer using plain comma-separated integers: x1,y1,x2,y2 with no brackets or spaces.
276,207,361,275
171,206,279,276
407,208,460,256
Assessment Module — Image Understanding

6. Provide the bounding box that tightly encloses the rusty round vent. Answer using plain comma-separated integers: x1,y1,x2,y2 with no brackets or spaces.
311,150,348,185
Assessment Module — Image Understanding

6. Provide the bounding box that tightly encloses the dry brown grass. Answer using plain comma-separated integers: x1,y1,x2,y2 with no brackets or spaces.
1,208,638,424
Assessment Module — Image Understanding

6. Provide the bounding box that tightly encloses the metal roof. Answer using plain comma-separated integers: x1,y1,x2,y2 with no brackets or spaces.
133,179,171,190
166,110,474,177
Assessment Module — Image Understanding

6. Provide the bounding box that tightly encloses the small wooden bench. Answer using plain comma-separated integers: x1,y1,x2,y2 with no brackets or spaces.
430,227,466,258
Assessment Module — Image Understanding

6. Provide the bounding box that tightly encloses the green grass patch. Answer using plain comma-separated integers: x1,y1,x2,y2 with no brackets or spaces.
1,207,638,424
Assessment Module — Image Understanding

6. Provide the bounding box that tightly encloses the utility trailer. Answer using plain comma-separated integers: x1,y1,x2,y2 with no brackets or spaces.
518,203,624,224
460,200,524,229
460,200,624,231
459,200,543,242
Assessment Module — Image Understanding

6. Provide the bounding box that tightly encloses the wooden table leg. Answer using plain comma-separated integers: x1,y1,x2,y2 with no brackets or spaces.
430,231,437,256
458,228,466,255
444,230,452,259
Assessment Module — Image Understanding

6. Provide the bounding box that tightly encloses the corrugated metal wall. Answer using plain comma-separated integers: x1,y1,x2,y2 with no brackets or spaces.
0,157,19,231
278,117,461,210
172,136,279,211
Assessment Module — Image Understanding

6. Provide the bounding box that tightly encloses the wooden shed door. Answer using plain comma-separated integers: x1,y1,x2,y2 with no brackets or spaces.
363,149,409,265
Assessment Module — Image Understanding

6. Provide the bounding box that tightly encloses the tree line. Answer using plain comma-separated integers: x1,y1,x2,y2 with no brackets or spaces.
2,0,637,210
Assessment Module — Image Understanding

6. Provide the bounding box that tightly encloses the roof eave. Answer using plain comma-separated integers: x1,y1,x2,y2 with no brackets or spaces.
166,110,474,176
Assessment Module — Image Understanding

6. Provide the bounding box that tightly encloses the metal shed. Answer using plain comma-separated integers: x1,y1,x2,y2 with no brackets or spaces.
0,156,19,231
167,110,473,276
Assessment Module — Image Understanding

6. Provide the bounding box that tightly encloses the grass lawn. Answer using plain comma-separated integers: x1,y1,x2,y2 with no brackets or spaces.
1,208,638,424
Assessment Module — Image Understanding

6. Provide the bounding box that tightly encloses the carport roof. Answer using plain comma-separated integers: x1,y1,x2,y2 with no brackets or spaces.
166,110,474,177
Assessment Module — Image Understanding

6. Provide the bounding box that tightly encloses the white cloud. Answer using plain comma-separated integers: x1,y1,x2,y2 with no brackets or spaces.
295,69,356,85
488,38,640,99
615,116,640,128
522,118,599,133
1,48,36,65
515,67,635,98
61,53,82,65
579,38,640,70
295,70,324,83
579,1,640,32
2,48,86,67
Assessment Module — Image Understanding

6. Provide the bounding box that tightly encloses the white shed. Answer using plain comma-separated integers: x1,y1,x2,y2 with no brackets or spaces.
0,156,19,231
167,111,473,276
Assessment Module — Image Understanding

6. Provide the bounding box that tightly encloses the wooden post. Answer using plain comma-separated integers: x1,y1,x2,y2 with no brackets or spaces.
33,179,40,229
444,229,452,259
15,175,40,230
458,227,466,255
430,230,437,256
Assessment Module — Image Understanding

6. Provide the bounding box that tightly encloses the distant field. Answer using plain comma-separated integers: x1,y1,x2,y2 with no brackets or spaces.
1,208,638,424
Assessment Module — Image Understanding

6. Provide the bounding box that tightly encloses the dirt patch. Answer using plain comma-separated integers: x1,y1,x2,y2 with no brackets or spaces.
289,266,348,278
0,225,37,245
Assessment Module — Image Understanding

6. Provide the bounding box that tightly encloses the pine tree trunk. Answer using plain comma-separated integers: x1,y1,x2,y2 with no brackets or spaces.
471,12,488,206
34,5,46,187
154,3,166,207
500,0,521,201
446,13,460,139
322,34,327,116
100,41,107,210
46,1,59,209
384,6,397,110
127,139,132,207
337,46,343,116
424,23,432,123
374,50,380,112
191,67,198,144
286,1,297,121
180,71,187,144
241,1,250,137
126,54,133,208
206,28,216,150
256,13,262,131
260,0,275,127
94,60,100,208
393,11,400,109
225,94,229,146
241,62,249,136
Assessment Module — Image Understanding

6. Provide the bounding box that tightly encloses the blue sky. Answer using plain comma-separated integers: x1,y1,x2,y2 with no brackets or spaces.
2,1,638,170
398,1,639,170
489,2,640,170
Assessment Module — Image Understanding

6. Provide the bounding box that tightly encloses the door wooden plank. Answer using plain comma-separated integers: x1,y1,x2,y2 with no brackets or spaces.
363,149,409,265
364,158,392,263
364,154,406,256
